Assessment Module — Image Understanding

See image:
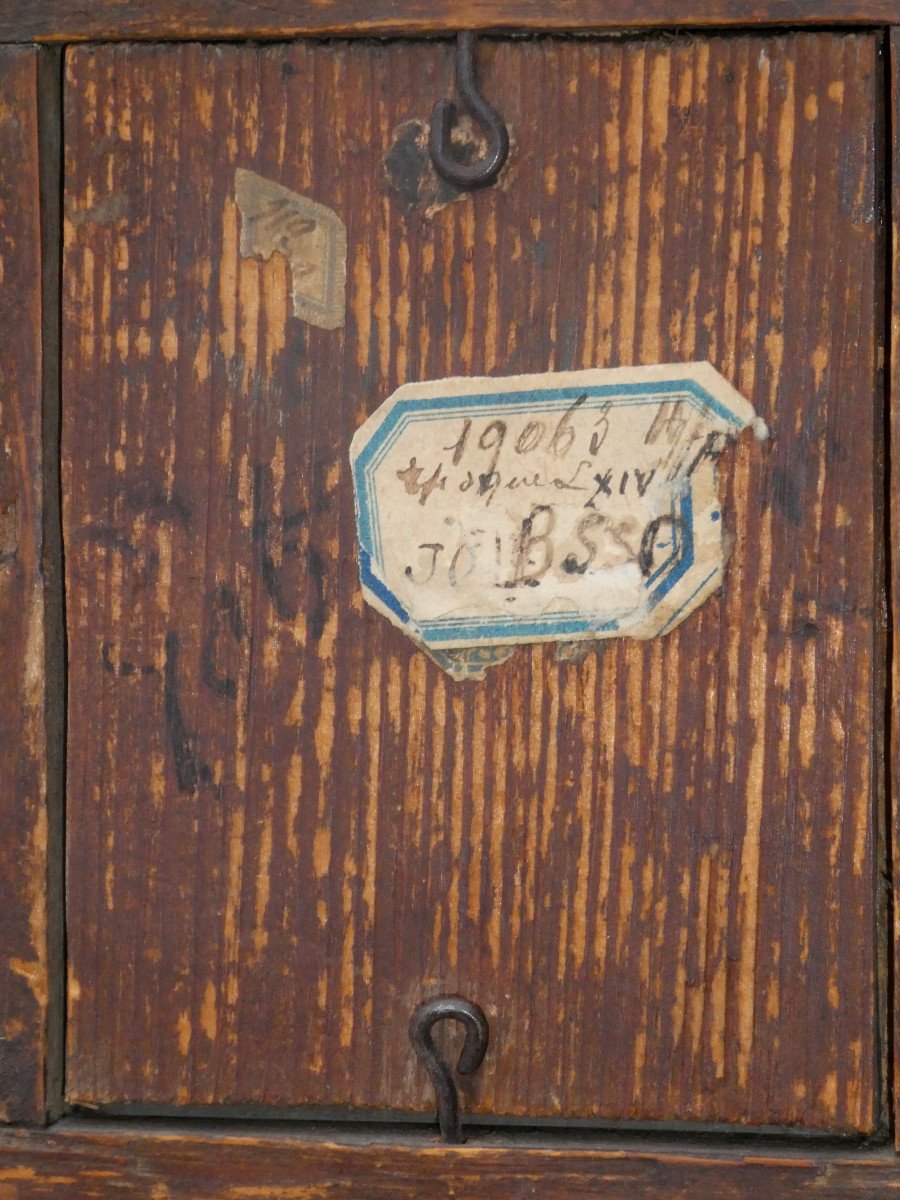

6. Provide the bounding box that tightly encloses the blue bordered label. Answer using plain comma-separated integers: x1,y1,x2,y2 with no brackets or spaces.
350,364,766,680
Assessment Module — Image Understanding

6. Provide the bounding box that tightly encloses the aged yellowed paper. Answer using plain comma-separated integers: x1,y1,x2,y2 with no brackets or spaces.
351,364,767,679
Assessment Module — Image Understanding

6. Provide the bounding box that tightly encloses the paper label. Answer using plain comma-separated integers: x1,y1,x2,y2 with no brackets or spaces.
350,364,766,680
235,168,346,331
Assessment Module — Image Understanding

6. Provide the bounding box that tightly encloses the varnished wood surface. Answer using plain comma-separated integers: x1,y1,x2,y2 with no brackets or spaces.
1,1119,900,1198
890,25,900,1152
3,0,900,42
0,47,50,1126
63,34,881,1128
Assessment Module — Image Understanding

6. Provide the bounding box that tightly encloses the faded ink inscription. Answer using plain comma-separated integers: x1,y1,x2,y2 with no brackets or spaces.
235,168,346,331
350,366,767,680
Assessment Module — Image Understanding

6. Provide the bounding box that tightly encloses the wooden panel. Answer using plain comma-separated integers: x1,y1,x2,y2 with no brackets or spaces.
63,34,880,1129
891,24,900,1152
0,47,51,1127
3,1120,900,1198
3,1,900,42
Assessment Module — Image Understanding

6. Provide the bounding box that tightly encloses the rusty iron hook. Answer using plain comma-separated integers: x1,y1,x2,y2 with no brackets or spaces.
429,32,510,190
409,995,489,1144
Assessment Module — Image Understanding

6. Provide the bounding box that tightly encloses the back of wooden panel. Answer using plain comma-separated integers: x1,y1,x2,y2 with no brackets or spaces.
63,33,881,1130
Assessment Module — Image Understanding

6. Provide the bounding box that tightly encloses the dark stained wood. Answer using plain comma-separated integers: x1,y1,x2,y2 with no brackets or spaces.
36,44,66,1132
891,24,900,1153
2,1119,900,1198
0,47,52,1126
62,34,881,1130
4,0,900,42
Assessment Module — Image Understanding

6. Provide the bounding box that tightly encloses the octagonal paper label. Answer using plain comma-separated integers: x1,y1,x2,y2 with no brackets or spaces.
350,364,767,680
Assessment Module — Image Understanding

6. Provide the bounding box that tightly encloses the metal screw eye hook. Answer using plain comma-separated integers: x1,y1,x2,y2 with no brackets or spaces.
429,31,510,190
409,995,489,1144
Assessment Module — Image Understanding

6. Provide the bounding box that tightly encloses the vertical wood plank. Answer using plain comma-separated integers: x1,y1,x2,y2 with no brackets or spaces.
0,46,51,1125
63,33,880,1130
891,24,900,1151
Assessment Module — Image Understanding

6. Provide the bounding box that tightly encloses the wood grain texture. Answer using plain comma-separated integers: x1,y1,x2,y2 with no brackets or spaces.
4,0,900,42
63,34,881,1129
0,47,50,1126
2,1120,900,1198
891,24,900,1153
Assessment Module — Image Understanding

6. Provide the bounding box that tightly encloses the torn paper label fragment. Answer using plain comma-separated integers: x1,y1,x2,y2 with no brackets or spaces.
350,364,768,680
235,168,346,330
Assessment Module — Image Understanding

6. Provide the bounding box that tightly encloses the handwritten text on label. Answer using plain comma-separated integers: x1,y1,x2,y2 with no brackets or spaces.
350,365,766,680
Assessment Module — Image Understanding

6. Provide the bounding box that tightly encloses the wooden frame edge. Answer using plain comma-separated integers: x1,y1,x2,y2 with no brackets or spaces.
0,1,891,1175
891,20,900,1156
0,43,51,1128
35,41,65,1129
0,1118,899,1198
0,39,65,1133
3,1,900,43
